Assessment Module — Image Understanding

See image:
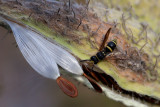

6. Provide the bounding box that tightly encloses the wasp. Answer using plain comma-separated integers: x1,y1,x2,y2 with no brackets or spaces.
81,28,117,81
82,28,117,64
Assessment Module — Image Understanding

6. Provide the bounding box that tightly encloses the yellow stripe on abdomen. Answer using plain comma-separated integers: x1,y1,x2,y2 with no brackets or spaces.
106,46,112,52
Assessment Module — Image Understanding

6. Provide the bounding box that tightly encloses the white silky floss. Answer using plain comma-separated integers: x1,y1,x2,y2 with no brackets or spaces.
2,18,83,80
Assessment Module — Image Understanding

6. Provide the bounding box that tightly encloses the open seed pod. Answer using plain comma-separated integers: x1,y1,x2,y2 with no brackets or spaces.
0,0,160,106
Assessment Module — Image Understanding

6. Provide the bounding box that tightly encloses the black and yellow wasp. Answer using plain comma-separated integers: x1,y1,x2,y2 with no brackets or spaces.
82,28,117,64
81,28,117,82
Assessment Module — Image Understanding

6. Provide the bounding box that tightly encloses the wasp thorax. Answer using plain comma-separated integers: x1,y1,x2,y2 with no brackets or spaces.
90,56,99,64
96,51,106,60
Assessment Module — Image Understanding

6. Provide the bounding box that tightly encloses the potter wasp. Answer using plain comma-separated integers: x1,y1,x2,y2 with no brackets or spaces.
81,28,117,82
81,28,117,64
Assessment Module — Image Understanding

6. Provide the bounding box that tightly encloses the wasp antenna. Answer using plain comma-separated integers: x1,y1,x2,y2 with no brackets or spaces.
83,73,102,93
56,76,78,98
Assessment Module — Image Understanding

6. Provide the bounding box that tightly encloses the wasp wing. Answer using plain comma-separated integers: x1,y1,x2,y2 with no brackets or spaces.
5,20,60,80
99,28,111,51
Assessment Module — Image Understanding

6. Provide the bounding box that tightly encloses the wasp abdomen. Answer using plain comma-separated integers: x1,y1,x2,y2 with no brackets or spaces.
108,41,116,50
105,40,117,53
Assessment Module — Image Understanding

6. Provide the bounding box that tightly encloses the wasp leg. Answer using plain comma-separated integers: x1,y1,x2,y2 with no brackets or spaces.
80,59,91,62
82,65,102,93
83,73,102,93
82,64,99,82
99,28,112,51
